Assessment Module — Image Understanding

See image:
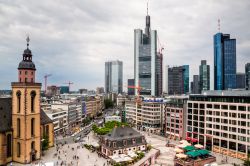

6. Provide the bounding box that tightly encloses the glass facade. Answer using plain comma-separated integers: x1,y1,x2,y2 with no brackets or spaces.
183,65,189,94
168,65,189,95
105,61,123,93
134,14,160,96
214,33,236,90
127,79,135,95
245,63,250,90
199,60,210,91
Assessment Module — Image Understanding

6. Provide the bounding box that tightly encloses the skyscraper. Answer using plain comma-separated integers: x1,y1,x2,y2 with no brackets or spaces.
236,73,245,89
105,60,123,94
134,6,162,96
168,65,189,95
191,75,200,94
214,33,236,90
127,79,135,95
199,60,210,91
245,63,250,90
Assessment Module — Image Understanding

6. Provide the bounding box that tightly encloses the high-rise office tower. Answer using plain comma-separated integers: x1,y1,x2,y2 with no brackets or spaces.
127,79,135,95
168,65,189,95
191,75,200,94
236,73,245,89
134,6,162,96
245,63,250,90
105,60,123,94
199,60,210,91
214,33,236,90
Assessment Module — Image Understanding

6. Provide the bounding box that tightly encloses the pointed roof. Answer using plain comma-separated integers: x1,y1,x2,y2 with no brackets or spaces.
40,109,53,125
104,126,142,141
0,97,12,133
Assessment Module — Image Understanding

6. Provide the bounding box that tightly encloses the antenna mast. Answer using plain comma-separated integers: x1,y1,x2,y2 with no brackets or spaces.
218,19,220,32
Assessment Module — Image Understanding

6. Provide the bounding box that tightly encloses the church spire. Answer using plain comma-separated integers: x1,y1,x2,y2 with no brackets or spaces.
26,35,30,49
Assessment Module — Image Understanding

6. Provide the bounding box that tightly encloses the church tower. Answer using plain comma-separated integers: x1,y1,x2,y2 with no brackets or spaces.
11,37,41,163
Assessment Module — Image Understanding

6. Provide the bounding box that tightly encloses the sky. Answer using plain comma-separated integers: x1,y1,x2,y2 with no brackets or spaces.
0,0,249,91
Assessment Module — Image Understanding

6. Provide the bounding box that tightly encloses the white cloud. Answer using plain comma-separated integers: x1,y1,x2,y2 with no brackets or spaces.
0,0,249,90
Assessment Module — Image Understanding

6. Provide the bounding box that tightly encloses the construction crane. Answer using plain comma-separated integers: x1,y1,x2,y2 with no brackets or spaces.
44,74,52,94
63,81,73,92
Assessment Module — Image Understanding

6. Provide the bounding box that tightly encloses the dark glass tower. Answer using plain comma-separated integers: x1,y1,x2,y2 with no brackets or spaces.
214,33,236,90
134,8,159,96
199,60,210,91
245,63,250,90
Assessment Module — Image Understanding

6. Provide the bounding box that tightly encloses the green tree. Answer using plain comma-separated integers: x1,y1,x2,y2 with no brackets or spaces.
244,155,250,166
104,99,114,109
42,135,49,151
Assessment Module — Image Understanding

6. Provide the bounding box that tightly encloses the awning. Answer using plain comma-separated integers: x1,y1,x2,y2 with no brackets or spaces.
197,149,210,155
176,153,187,159
174,148,184,153
183,146,196,151
186,151,200,158
194,144,204,149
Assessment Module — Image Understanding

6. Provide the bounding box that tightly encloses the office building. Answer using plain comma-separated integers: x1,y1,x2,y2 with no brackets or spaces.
96,87,105,94
236,73,245,89
127,79,135,95
199,60,210,91
191,75,200,94
60,86,69,94
187,90,250,160
0,38,54,165
246,63,250,90
46,85,60,96
105,60,123,94
165,96,188,140
168,65,189,95
214,33,236,90
125,98,165,134
134,9,162,96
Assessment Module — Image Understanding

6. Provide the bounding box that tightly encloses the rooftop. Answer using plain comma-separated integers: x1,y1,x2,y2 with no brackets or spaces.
193,90,250,97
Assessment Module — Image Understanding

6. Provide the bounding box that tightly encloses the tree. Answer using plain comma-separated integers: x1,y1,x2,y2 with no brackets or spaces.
104,99,114,109
244,155,250,166
42,135,49,151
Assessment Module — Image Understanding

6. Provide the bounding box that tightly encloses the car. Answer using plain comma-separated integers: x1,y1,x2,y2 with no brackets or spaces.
74,136,81,143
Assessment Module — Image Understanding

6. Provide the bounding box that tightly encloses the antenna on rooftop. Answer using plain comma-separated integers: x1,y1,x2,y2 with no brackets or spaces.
218,19,220,32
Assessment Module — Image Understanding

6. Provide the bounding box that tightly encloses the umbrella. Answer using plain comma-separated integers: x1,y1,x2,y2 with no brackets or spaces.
176,153,187,159
184,146,196,151
186,150,200,158
174,148,184,153
178,144,188,148
194,144,204,149
180,140,188,144
198,149,210,155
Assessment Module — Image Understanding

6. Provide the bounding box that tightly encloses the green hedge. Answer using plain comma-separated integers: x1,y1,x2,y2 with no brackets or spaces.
92,121,129,135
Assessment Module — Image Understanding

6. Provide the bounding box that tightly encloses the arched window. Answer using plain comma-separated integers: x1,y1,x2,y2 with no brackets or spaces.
31,118,35,136
17,142,21,157
16,91,21,113
17,118,21,137
7,134,12,157
30,91,36,113
31,141,35,150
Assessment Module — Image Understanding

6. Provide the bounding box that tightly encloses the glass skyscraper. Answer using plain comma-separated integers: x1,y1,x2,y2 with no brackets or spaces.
245,63,250,90
105,60,123,94
199,60,210,91
168,65,189,95
134,10,162,96
214,33,236,90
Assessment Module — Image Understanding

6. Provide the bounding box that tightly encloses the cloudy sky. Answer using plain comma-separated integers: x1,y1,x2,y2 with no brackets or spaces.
0,0,249,91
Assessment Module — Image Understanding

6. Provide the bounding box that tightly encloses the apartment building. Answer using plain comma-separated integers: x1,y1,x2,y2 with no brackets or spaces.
165,96,188,140
187,90,250,160
125,98,165,134
84,96,103,118
45,108,68,134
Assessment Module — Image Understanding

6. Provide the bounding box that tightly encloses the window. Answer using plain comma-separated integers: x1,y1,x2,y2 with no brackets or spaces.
207,104,212,108
230,105,236,110
16,91,21,113
7,134,12,157
17,118,21,137
30,91,36,113
31,71,33,75
214,105,220,109
19,71,21,75
17,142,21,157
31,118,35,136
25,78,27,82
238,106,246,111
31,141,35,150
